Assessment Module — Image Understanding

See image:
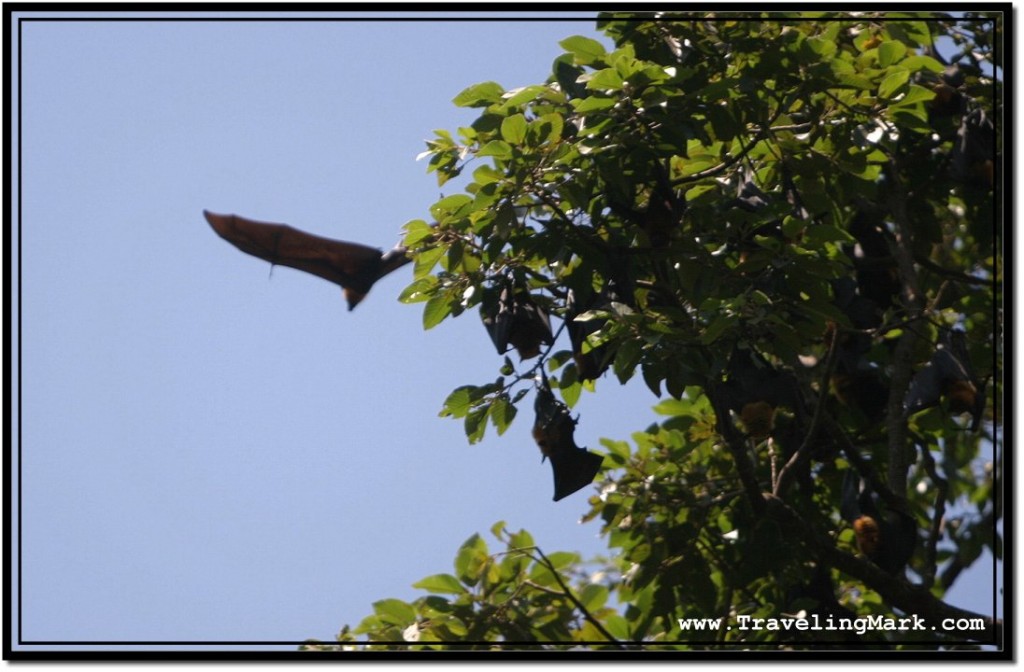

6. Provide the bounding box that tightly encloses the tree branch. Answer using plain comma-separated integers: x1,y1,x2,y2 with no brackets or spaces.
518,546,626,649
763,494,1001,645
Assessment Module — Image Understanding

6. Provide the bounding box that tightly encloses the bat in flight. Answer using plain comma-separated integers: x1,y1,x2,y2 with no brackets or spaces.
532,382,604,501
204,210,411,310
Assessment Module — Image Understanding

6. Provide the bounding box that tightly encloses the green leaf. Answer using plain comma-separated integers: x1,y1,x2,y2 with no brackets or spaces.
877,40,906,68
653,398,691,416
544,551,578,570
431,193,474,220
422,294,452,330
477,139,512,160
453,81,504,108
500,114,528,144
413,246,445,278
488,396,517,435
372,598,416,626
412,573,467,595
508,528,535,550
891,83,937,107
464,405,488,443
900,54,945,73
586,67,624,91
603,613,630,640
573,96,616,113
534,112,564,145
560,375,582,408
398,276,437,303
805,37,836,58
613,338,642,384
878,69,910,100
501,84,549,108
578,583,609,612
402,219,435,246
454,534,488,585
440,385,483,418
560,35,607,65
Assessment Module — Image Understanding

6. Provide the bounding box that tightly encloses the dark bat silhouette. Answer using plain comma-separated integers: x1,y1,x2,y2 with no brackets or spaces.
904,328,985,430
831,368,888,423
951,107,994,188
204,210,411,310
565,286,618,382
532,383,603,501
847,212,900,310
840,471,917,576
718,348,802,440
480,278,554,360
785,563,860,642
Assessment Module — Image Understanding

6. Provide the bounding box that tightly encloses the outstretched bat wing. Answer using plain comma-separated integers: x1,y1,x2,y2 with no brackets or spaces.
204,210,409,310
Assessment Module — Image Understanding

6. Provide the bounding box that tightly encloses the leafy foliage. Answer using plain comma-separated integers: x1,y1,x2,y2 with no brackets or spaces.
312,12,1002,651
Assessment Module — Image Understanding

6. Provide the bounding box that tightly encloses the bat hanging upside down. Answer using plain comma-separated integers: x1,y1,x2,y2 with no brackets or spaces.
532,383,604,501
204,210,412,310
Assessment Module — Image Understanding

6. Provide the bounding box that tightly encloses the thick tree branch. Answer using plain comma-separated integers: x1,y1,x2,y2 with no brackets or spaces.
763,494,1000,646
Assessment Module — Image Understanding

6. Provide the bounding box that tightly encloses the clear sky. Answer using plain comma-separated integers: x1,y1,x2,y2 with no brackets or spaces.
10,10,1000,654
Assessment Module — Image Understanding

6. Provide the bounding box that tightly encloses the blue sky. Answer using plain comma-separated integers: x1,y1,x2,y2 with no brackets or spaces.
11,11,1000,653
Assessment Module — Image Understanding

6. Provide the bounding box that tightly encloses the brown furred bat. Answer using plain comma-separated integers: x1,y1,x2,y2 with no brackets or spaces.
480,279,554,361
204,210,410,310
532,383,603,501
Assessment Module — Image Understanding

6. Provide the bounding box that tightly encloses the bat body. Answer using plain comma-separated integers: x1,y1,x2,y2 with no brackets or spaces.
904,328,985,430
951,107,994,187
565,288,617,381
840,471,917,576
480,282,554,360
533,384,603,501
831,367,888,423
204,211,411,310
718,348,802,439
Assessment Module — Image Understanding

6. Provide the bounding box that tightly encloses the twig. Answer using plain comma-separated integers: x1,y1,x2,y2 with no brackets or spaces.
516,546,625,648
917,435,950,591
773,323,840,497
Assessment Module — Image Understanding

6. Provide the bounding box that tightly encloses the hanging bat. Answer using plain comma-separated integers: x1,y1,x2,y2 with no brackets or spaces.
204,210,411,310
847,212,900,310
785,563,859,638
831,366,888,424
532,383,603,501
903,328,985,430
480,277,554,360
718,348,803,440
951,107,994,188
565,286,619,382
840,471,917,576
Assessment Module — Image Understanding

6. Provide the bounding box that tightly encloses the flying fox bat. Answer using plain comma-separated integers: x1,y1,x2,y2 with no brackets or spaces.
840,471,917,576
718,348,802,440
951,107,994,188
565,287,618,381
204,210,411,310
904,328,985,430
480,279,554,360
532,384,603,501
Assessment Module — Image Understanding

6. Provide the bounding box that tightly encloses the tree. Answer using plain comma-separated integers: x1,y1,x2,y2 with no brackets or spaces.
303,12,1002,651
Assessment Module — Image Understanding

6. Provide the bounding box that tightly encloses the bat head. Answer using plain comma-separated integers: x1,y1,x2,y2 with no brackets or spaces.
852,515,882,558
